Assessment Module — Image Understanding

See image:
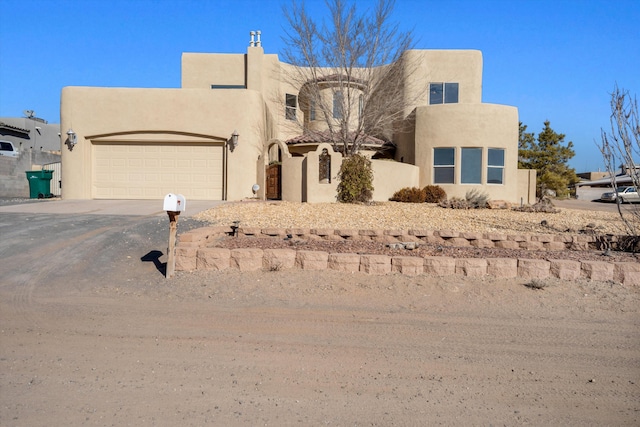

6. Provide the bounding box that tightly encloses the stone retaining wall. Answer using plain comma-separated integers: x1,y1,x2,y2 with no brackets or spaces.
175,226,640,286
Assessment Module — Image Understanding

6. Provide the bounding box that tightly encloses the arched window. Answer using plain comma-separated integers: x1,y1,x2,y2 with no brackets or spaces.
319,148,331,183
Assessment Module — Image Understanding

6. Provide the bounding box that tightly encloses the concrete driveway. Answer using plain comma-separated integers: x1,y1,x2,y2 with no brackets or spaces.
0,198,223,217
553,198,634,213
0,199,223,289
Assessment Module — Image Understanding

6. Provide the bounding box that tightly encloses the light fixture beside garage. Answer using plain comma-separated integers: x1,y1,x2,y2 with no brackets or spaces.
228,130,239,151
66,129,77,148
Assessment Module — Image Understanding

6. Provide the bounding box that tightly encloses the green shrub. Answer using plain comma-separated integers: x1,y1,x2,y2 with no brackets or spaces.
423,185,447,203
390,187,427,203
336,154,374,203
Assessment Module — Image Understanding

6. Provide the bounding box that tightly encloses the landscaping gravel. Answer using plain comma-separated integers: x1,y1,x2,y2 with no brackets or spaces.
194,200,633,236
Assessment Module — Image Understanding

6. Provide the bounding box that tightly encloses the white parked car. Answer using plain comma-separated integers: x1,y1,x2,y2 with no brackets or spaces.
0,140,19,157
600,186,640,203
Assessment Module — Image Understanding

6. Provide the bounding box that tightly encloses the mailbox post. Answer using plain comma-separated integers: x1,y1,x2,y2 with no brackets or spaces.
163,193,186,278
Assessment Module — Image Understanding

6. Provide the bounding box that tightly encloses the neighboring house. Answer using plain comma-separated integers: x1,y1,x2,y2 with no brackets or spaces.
576,171,609,181
60,32,536,204
0,115,61,153
575,167,639,200
0,114,61,198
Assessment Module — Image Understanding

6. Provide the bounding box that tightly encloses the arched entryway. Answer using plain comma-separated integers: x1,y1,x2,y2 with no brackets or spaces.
265,142,283,200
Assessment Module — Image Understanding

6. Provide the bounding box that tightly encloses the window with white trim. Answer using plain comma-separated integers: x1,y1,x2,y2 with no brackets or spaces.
487,148,505,184
429,82,459,104
461,148,482,184
433,147,455,184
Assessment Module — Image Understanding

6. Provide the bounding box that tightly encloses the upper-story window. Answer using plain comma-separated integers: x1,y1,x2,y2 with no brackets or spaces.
309,98,316,121
429,83,459,104
286,94,297,120
333,91,344,119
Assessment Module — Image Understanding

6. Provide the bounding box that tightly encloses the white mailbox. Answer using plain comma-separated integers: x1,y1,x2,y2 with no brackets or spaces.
163,193,186,212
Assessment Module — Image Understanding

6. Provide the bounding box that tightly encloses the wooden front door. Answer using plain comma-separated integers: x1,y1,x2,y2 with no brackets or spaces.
266,164,281,200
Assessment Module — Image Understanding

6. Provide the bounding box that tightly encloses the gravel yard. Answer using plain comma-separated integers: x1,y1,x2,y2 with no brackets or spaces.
194,200,633,236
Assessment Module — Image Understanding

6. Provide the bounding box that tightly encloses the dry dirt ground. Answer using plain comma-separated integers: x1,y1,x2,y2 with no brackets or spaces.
1,207,639,426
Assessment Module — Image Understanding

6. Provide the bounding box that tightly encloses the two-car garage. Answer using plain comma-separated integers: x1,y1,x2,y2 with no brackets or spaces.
92,142,224,200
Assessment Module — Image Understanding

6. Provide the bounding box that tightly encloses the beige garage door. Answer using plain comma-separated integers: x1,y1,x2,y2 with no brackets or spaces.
93,143,223,200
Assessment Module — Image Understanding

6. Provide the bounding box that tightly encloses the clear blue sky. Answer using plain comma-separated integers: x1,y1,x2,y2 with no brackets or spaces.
1,0,638,172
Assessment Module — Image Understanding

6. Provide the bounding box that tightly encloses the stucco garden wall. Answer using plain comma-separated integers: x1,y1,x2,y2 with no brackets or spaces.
280,156,304,202
279,149,420,203
371,159,420,201
517,169,538,205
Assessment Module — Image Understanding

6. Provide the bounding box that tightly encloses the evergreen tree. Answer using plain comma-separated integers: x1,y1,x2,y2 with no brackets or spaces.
518,120,578,198
336,154,374,203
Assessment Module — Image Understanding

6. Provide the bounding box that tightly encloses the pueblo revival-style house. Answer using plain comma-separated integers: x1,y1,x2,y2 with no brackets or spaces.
60,32,535,204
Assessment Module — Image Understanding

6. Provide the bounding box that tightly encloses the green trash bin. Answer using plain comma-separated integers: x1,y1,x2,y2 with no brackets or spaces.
25,170,54,199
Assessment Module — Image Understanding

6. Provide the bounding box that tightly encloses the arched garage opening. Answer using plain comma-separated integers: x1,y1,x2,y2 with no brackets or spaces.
88,131,227,200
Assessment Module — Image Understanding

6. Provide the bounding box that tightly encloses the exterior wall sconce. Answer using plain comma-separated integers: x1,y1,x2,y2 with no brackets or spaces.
67,129,77,146
228,130,239,152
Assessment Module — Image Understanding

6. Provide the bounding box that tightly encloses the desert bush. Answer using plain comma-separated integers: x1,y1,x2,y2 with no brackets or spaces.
337,154,374,203
524,279,549,290
423,185,447,203
390,187,426,203
512,197,559,213
439,189,490,209
465,189,489,208
439,197,467,209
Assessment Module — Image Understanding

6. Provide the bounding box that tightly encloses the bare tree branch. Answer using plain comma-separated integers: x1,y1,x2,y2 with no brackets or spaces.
597,84,640,239
280,0,420,156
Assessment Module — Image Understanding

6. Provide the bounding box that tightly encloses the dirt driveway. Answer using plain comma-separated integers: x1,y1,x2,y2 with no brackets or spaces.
0,207,638,426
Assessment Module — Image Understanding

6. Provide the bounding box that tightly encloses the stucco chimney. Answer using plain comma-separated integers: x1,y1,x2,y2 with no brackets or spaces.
246,31,263,91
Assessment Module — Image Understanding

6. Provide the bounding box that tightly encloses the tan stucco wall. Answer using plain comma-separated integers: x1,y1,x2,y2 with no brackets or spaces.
393,111,417,165
281,156,304,202
517,169,537,205
304,143,342,203
61,86,267,200
414,103,520,203
371,160,420,202
401,50,483,113
278,150,419,203
182,53,246,89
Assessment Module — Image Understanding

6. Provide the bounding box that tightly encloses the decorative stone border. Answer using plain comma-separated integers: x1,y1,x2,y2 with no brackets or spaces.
174,226,640,286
